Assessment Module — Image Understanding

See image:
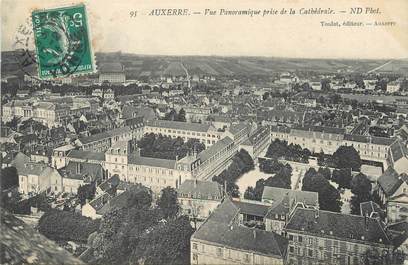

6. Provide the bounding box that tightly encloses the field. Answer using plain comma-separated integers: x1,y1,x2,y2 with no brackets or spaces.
2,50,408,78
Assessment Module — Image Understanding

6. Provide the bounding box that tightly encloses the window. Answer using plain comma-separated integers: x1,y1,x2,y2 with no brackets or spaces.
289,234,294,241
289,246,294,253
192,243,198,250
192,254,198,261
216,248,223,257
298,236,303,243
308,249,313,257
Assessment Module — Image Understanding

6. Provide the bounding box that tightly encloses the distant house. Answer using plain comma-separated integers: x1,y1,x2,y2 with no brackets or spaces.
59,161,104,194
82,193,112,220
98,63,125,84
177,179,223,223
387,81,400,93
18,162,63,195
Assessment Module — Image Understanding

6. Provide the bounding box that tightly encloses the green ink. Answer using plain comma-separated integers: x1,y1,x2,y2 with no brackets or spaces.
32,4,94,79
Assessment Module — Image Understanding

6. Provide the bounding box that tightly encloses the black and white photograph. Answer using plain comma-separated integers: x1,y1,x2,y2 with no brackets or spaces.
1,0,408,264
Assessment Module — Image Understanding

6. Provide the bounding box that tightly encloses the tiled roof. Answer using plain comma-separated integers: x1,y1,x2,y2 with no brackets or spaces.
387,222,408,248
377,167,404,196
11,152,30,171
78,127,132,145
62,161,103,181
232,200,271,217
128,154,176,169
99,62,124,73
88,193,113,211
146,120,211,132
67,150,105,162
197,136,233,163
262,187,318,207
98,175,120,192
388,140,408,163
343,134,395,146
286,208,391,245
192,198,288,259
17,162,49,176
177,180,223,200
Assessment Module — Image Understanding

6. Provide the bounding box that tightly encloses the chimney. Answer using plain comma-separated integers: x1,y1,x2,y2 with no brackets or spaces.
253,229,256,239
194,178,198,188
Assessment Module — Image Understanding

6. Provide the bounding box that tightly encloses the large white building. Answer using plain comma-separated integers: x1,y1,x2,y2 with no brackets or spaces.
270,125,395,164
144,120,222,147
99,63,125,84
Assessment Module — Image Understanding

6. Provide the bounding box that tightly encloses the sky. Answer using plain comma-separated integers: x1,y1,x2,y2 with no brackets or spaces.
1,0,408,59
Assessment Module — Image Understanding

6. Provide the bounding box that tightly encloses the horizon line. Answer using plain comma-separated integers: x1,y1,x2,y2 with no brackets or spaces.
2,49,407,61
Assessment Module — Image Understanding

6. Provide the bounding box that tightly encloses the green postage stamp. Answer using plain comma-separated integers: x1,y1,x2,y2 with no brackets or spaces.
32,4,95,79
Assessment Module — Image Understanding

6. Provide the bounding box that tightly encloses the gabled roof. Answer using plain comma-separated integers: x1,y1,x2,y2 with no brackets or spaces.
11,152,31,171
192,198,288,259
146,120,211,132
128,154,176,169
177,179,223,200
262,186,318,207
197,136,233,163
62,161,103,181
377,167,404,196
67,150,105,162
286,208,391,245
77,127,132,145
360,201,385,219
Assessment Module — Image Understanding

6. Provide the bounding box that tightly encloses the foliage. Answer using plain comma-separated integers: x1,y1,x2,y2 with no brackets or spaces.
332,146,362,171
259,158,285,174
317,167,331,180
1,192,51,214
350,173,372,215
157,187,179,219
332,168,352,189
0,167,18,190
302,168,342,212
131,216,194,265
137,133,205,160
77,183,96,206
38,209,100,243
245,163,292,201
213,149,254,197
163,108,187,122
265,139,310,163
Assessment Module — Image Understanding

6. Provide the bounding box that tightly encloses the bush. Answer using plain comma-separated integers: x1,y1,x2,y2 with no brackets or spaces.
38,209,100,243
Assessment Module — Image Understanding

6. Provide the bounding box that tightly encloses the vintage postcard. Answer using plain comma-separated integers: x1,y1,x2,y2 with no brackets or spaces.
1,0,408,264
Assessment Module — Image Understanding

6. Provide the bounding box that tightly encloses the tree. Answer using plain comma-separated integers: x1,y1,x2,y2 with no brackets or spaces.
177,108,186,122
302,168,342,212
350,173,372,215
332,168,352,189
0,167,18,190
164,109,177,121
38,209,100,243
157,187,179,219
318,167,331,180
332,146,362,171
77,183,96,206
131,216,194,265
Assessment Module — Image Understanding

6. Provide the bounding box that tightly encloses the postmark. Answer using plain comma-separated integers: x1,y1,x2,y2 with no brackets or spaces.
31,4,95,79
